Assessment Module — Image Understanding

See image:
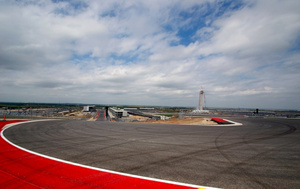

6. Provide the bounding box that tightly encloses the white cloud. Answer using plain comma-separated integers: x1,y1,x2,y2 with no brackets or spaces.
200,0,300,57
0,0,299,109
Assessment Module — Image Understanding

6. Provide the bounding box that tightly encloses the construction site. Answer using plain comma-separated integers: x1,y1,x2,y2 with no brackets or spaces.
1,89,299,123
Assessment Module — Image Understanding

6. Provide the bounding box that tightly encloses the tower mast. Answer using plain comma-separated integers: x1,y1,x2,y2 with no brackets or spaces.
199,90,204,111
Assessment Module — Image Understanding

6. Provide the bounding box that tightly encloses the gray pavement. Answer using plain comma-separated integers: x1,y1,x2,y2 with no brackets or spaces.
96,109,107,121
3,118,300,189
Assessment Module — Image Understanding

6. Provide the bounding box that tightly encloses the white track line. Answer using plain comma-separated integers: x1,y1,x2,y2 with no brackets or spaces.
1,120,221,189
223,119,243,126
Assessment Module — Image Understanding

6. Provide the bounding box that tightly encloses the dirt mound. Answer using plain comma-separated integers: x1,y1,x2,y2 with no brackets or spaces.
141,117,217,125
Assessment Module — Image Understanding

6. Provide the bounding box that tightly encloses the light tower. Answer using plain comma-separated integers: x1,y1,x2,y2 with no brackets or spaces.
198,90,204,111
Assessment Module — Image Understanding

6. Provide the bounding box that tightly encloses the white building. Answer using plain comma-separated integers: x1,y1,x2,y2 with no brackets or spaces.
83,106,95,112
109,107,128,118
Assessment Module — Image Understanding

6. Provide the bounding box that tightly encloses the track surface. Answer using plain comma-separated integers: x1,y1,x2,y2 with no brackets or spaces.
96,109,107,121
0,121,207,189
4,118,300,189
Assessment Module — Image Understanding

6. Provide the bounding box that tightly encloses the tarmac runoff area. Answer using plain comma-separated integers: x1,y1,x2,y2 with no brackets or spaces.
2,118,300,188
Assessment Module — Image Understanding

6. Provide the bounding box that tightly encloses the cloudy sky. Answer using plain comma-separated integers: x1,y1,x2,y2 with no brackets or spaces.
0,0,300,109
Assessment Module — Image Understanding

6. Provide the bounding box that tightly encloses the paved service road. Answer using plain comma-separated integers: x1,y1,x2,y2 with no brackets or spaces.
4,118,300,189
96,109,107,121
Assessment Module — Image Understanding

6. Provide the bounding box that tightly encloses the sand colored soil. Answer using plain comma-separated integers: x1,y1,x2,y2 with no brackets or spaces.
140,117,217,125
129,115,150,120
67,112,92,119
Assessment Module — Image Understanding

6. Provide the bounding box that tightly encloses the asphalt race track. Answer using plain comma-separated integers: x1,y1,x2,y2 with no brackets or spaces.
3,118,300,189
96,109,107,121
